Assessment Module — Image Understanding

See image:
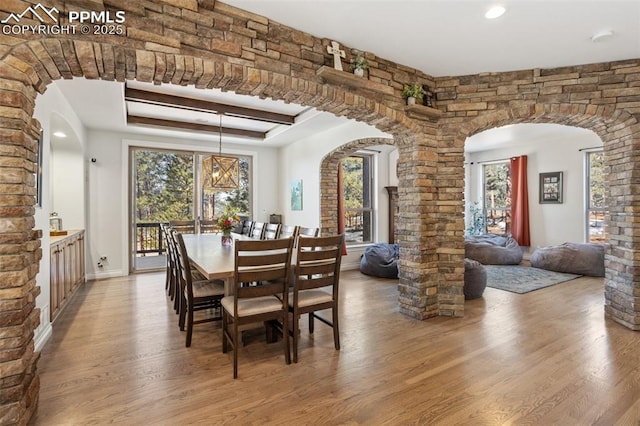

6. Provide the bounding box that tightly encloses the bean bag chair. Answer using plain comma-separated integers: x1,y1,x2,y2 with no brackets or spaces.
464,258,487,300
530,242,605,277
360,243,399,278
465,234,523,265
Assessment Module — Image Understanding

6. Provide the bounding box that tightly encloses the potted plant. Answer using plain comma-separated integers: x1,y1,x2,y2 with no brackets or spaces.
350,53,369,77
402,83,424,105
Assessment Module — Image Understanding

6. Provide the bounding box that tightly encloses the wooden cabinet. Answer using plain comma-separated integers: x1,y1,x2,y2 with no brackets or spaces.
50,230,85,322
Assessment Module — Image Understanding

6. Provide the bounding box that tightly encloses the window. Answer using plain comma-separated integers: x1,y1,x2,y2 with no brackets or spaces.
342,155,374,244
131,147,252,271
483,162,511,235
586,150,607,242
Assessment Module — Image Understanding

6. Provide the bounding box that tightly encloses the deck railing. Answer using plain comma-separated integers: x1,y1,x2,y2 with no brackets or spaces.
136,222,168,256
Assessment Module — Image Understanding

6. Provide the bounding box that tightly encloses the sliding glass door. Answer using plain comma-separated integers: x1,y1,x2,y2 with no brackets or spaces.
131,149,195,271
130,147,252,272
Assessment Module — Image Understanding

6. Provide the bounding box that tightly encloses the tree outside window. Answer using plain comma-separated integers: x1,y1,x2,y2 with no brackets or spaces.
342,155,374,244
483,162,511,235
586,150,607,242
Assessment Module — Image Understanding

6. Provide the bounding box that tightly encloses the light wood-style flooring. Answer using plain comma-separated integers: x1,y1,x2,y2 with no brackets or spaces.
31,270,640,425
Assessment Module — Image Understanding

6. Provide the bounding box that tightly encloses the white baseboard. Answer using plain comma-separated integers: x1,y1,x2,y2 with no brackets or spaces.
86,269,125,280
341,260,362,271
34,304,52,352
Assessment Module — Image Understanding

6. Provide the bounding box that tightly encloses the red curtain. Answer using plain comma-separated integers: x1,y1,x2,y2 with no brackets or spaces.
337,161,348,255
510,155,530,246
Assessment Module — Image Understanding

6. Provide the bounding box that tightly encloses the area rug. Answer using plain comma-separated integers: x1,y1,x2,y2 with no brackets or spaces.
484,265,581,294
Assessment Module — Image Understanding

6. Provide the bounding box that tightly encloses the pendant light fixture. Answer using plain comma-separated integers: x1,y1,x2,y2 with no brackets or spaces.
202,114,239,191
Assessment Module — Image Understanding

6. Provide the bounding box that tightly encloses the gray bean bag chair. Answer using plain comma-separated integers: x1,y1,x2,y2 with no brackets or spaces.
360,243,399,278
464,258,487,300
465,234,523,265
530,242,605,277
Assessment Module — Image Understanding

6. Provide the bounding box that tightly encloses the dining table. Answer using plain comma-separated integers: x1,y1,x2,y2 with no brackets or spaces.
180,232,250,295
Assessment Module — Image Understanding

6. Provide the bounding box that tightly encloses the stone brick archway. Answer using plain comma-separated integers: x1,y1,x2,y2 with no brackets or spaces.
0,28,434,425
2,1,640,423
452,103,640,330
319,137,395,236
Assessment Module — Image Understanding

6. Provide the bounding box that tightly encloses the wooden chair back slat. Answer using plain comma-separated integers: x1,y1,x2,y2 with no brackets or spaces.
263,223,281,240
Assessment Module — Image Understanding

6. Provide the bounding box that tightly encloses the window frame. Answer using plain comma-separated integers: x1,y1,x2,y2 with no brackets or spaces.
481,160,511,235
584,149,607,243
342,153,376,245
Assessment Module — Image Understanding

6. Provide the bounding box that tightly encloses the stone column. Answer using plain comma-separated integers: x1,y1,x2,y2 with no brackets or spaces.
0,80,42,424
396,134,440,319
603,133,640,330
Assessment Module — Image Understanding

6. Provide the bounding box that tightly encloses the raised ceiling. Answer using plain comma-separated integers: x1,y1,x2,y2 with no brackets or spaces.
51,1,640,150
223,0,640,78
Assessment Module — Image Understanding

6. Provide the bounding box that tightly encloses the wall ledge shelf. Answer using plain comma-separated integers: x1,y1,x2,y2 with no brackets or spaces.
316,66,394,96
404,103,442,120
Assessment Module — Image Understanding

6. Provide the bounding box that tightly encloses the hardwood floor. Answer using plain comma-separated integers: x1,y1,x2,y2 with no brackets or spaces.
31,270,640,425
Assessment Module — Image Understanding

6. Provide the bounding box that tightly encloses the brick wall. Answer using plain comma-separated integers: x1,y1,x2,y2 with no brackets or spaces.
0,0,639,422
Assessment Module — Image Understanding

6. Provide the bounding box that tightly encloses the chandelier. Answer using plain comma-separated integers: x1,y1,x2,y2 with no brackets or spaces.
202,114,239,191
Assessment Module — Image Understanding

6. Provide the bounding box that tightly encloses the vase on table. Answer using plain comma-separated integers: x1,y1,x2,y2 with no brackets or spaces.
221,231,233,246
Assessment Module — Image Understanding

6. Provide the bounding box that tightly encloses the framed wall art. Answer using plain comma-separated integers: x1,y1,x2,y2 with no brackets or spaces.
539,171,563,204
291,179,303,211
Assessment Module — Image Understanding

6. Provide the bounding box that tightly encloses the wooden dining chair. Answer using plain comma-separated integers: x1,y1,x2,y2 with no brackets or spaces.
250,221,266,239
298,226,320,237
170,219,196,234
263,223,281,240
241,220,254,236
221,237,294,378
160,223,174,297
174,231,225,347
289,234,344,363
278,224,298,240
199,219,218,233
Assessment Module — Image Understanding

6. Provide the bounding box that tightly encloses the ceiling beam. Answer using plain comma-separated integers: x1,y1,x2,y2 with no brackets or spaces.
126,115,266,139
124,87,296,125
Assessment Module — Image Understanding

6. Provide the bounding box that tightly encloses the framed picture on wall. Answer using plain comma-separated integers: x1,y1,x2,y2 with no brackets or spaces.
539,171,563,204
291,179,303,211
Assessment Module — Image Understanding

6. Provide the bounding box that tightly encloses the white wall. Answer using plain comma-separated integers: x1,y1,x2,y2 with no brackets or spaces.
85,130,280,279
278,119,393,269
465,126,603,251
33,85,87,351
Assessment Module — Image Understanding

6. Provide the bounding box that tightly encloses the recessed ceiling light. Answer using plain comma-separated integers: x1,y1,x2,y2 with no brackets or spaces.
485,5,506,19
53,131,66,138
591,30,614,42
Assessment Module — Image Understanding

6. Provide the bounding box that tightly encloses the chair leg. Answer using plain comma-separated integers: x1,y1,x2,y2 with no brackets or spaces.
292,311,299,363
308,312,314,333
178,294,186,331
222,312,229,353
185,306,194,347
282,313,290,365
233,322,239,379
332,307,340,350
173,283,180,312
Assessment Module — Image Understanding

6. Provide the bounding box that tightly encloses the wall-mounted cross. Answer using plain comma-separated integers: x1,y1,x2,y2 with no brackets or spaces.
327,41,345,71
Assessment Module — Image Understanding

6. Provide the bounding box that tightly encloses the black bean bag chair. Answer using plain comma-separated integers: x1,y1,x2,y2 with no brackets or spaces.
465,234,523,265
464,258,487,300
360,243,399,278
530,242,605,277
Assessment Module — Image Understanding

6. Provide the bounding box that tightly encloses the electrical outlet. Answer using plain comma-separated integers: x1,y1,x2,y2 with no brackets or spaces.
97,262,103,268
100,256,107,261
